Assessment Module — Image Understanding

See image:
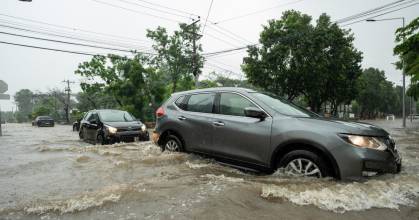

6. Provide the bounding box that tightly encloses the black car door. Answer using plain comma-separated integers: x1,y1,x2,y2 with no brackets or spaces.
85,113,100,140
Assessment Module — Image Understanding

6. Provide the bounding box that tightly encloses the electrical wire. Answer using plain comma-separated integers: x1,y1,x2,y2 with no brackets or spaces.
336,0,406,23
114,0,192,19
0,40,102,56
201,0,214,35
336,0,418,24
341,1,419,26
132,0,200,18
91,0,184,23
0,23,152,51
0,13,151,44
213,0,304,24
0,31,157,55
203,45,253,56
204,32,242,48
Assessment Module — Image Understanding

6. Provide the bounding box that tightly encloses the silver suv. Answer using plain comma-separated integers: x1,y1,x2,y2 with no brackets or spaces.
152,87,401,180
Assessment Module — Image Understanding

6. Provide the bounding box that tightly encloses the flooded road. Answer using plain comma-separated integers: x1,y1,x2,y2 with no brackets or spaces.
0,120,418,220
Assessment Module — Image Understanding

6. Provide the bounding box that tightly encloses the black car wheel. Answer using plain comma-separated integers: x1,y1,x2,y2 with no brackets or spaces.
96,134,108,145
278,150,329,178
163,135,182,152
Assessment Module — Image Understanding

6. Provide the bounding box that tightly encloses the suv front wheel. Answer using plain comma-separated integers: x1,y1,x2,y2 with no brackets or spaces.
278,150,329,178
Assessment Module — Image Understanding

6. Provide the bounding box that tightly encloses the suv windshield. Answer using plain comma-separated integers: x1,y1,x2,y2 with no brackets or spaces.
98,110,135,122
252,93,318,118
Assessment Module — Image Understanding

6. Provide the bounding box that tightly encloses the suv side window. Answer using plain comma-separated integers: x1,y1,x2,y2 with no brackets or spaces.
187,93,215,113
219,93,257,117
174,95,187,110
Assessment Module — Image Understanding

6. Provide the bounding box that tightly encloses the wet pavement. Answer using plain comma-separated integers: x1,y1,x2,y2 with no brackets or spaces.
0,119,418,220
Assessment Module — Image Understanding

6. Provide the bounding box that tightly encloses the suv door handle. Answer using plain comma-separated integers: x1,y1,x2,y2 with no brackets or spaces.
213,121,225,126
178,116,187,121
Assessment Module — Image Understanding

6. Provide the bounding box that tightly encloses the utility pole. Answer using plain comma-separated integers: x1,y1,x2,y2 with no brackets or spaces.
62,79,75,124
186,18,202,88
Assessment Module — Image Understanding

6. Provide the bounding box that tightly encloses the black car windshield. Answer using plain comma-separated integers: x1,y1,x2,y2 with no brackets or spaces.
38,116,52,120
252,93,318,118
99,110,135,122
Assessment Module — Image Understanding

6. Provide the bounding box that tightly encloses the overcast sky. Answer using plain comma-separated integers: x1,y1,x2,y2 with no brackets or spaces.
0,0,418,111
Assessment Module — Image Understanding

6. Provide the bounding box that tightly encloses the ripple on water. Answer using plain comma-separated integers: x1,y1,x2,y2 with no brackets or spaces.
260,175,419,213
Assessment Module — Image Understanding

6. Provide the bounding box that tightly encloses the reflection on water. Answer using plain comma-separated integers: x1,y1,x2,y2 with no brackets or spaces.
0,121,418,219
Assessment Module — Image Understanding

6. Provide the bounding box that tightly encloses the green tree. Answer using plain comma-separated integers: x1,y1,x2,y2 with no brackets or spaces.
356,68,401,118
14,89,34,122
147,23,204,93
75,54,164,121
394,17,419,100
242,10,362,113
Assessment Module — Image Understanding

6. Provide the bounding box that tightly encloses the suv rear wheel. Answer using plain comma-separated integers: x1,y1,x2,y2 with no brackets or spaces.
278,150,329,178
163,135,182,152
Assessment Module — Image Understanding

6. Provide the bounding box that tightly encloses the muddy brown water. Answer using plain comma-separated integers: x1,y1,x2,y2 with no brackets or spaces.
0,120,418,220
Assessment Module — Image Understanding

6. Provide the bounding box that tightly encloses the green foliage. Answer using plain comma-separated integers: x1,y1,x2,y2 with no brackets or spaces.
147,23,204,92
242,10,362,113
14,89,34,122
75,54,166,121
32,106,51,118
394,17,419,100
356,68,401,118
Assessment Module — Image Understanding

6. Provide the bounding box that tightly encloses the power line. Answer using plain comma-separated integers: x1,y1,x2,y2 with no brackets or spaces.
0,40,101,56
207,24,254,45
203,45,253,57
114,0,192,19
0,31,155,54
201,0,214,35
91,0,184,23
0,13,151,44
341,2,419,26
336,0,418,24
213,0,304,24
0,23,152,51
132,0,200,18
336,0,406,23
204,32,242,48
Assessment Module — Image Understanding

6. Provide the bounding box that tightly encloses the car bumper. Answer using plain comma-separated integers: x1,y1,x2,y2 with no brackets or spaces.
107,130,150,142
38,122,54,127
331,141,402,180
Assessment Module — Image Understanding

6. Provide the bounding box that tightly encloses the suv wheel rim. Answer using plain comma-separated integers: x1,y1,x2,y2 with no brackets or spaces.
165,140,179,151
285,158,322,178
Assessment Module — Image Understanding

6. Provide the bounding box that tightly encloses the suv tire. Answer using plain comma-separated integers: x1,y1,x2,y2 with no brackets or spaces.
278,150,329,178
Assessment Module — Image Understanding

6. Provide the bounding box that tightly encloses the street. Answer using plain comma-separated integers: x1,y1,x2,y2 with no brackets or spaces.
0,119,418,220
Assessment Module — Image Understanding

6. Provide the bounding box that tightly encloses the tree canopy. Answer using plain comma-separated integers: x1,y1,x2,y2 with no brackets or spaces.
242,10,363,113
394,17,419,100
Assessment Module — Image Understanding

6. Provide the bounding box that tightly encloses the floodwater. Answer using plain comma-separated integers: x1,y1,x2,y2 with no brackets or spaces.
0,120,418,220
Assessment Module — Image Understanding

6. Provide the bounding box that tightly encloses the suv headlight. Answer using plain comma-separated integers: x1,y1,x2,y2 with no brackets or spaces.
141,124,146,131
339,134,387,151
106,125,117,134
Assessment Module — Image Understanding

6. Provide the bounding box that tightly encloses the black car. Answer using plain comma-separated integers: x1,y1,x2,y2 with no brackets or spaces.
79,109,149,144
32,116,55,127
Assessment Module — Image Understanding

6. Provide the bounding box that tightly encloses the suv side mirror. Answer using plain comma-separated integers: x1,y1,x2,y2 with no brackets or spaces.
244,107,267,120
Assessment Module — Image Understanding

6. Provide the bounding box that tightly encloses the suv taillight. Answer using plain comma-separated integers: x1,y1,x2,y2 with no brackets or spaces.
156,107,165,118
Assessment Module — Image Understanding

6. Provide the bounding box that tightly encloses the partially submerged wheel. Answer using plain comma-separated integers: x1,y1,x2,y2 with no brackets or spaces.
163,135,182,152
279,150,329,178
96,134,107,145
